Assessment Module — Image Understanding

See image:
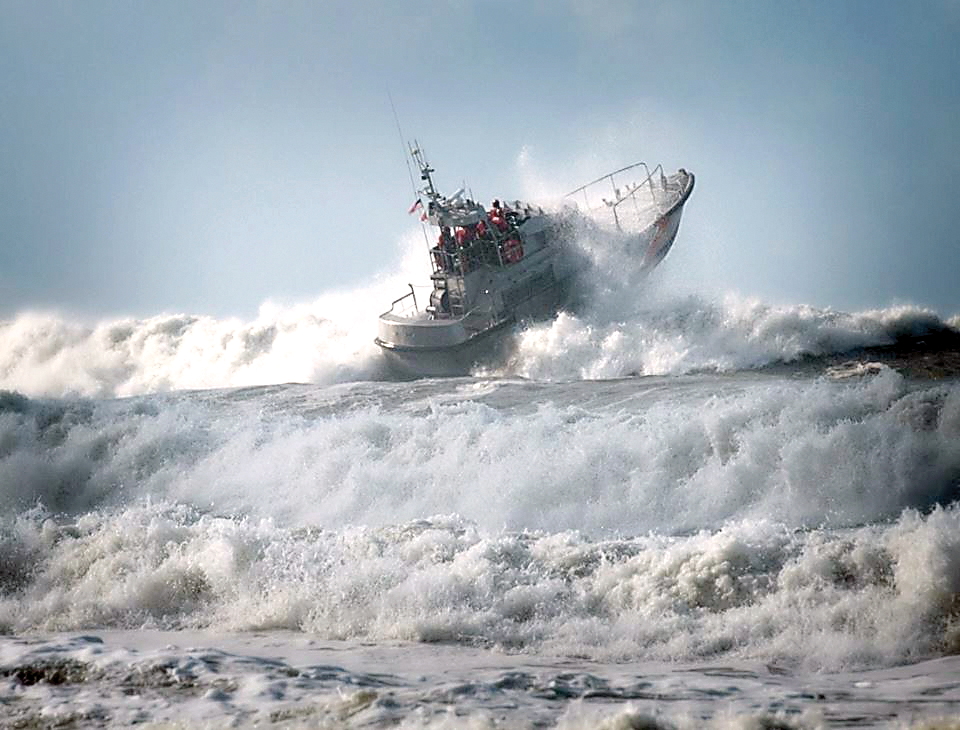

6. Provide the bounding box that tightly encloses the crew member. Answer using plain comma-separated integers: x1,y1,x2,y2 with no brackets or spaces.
439,225,455,250
435,226,455,271
455,225,475,247
455,225,478,272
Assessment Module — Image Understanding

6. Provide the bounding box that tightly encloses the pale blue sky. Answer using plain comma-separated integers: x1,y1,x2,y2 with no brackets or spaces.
2,1,958,318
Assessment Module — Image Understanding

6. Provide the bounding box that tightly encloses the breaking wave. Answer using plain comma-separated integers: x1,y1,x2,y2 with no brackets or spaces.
2,315,960,670
2,295,955,399
503,296,955,380
2,499,960,671
2,367,959,532
1,221,957,397
0,303,386,399
0,231,427,398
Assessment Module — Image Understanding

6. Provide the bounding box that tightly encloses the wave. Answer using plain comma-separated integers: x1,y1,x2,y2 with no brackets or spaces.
2,337,959,669
2,295,955,399
0,305,386,399
0,231,432,398
2,370,958,532
1,212,957,398
2,501,959,671
500,294,957,381
494,208,959,379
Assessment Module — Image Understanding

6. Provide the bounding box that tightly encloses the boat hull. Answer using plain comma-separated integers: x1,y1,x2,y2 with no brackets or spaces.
640,171,694,271
375,320,515,378
376,254,568,377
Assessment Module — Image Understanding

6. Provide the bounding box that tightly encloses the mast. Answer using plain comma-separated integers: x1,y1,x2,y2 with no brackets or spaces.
410,142,441,208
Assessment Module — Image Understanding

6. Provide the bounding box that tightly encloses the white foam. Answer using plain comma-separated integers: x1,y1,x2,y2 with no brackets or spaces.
0,228,433,398
2,217,954,398
3,503,960,673
2,371,959,533
504,292,950,380
0,373,959,673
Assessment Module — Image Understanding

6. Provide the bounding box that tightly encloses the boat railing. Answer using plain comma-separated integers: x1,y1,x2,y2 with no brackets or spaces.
384,285,421,317
431,231,523,277
564,161,675,233
383,284,498,328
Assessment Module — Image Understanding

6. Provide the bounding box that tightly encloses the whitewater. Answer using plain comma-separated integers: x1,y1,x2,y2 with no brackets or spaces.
2,231,960,728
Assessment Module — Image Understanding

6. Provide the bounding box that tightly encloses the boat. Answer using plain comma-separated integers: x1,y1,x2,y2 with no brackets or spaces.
375,146,695,377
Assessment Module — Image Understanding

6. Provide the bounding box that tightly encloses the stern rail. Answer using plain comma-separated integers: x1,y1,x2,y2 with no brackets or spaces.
384,285,419,317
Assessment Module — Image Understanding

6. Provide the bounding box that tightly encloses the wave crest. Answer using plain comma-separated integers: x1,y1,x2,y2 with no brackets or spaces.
500,295,954,380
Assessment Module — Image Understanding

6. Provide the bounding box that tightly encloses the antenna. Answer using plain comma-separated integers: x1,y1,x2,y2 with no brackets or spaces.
387,89,419,201
388,90,433,264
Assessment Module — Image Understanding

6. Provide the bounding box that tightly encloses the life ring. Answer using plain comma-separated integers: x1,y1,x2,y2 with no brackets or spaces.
503,237,523,264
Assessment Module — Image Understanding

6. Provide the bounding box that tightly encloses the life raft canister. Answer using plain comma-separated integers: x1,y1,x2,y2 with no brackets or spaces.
503,237,523,263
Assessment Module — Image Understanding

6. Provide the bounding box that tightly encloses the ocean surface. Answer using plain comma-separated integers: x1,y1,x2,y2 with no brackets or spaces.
2,233,960,728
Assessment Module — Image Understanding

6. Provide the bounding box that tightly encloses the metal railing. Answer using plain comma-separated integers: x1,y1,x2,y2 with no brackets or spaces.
431,228,524,276
385,285,419,317
564,162,670,233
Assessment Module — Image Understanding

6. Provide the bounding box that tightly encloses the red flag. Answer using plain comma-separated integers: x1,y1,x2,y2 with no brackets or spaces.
419,212,428,222
407,198,423,214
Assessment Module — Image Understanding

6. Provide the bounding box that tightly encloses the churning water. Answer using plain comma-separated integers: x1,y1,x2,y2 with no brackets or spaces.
2,231,960,728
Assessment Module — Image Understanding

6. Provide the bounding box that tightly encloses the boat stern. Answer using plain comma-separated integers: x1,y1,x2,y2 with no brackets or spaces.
376,311,472,351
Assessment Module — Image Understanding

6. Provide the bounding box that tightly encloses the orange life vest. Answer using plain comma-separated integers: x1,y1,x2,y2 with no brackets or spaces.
503,237,523,263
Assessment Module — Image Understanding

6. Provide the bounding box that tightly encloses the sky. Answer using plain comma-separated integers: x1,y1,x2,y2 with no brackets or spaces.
1,0,959,320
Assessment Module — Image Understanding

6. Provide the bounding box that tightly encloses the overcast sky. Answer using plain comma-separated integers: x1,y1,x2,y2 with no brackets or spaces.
2,0,958,319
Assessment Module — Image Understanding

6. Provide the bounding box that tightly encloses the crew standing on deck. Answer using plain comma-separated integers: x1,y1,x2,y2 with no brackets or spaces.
433,226,456,272
489,200,509,233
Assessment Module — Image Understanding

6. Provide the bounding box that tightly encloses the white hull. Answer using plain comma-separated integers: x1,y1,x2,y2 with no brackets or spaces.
376,320,515,378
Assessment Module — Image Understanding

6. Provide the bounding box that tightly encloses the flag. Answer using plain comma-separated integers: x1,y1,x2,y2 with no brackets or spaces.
420,212,428,222
407,198,423,214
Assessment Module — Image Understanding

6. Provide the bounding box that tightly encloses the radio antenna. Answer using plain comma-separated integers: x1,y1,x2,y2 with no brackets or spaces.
388,89,432,257
388,89,419,200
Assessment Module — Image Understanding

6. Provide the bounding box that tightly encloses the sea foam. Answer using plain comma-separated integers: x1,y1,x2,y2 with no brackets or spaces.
1,220,955,398
1,294,952,399
2,369,958,531
2,499,960,672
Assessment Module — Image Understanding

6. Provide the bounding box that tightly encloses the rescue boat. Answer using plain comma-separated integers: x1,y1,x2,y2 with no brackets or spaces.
375,146,695,377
